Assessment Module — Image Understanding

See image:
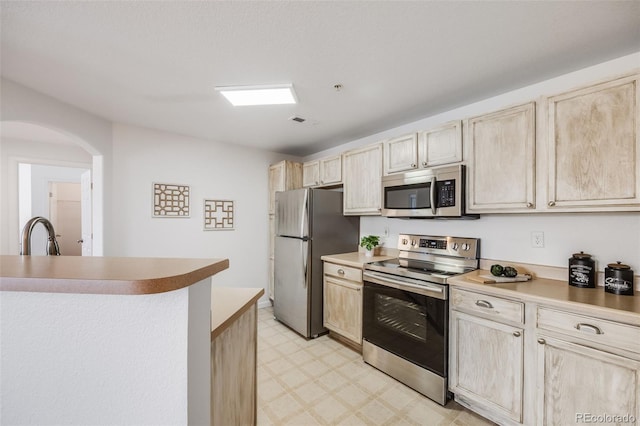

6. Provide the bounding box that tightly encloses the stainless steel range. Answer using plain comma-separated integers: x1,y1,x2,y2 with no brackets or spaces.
362,234,480,405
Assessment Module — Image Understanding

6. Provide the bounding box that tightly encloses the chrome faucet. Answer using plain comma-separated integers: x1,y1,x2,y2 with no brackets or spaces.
20,216,61,256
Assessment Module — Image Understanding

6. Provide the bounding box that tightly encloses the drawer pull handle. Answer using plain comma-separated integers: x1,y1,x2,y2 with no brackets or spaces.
513,331,521,337
575,323,603,335
337,269,345,275
475,300,494,309
537,338,546,345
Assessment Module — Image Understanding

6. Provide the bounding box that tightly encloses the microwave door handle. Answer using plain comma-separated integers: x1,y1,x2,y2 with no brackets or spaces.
430,176,437,215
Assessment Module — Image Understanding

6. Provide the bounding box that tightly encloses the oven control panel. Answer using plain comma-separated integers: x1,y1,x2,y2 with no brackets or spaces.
398,234,479,259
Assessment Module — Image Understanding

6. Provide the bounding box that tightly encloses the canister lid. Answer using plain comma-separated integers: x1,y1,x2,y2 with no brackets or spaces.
606,261,631,270
572,251,592,259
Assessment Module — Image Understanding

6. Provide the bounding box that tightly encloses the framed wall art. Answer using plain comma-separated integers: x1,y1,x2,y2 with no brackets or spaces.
203,199,234,230
152,183,190,217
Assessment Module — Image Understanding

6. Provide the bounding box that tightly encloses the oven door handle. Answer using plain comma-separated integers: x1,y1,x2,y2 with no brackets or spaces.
363,271,447,300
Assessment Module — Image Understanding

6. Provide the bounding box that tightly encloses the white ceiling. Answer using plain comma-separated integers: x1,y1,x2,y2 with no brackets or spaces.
1,1,639,156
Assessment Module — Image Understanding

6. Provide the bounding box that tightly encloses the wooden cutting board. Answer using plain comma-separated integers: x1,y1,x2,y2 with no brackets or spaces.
469,274,533,284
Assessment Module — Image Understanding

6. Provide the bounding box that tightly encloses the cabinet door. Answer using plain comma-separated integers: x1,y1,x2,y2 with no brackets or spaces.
536,335,640,426
268,162,286,214
343,143,383,215
384,133,418,174
320,155,342,185
547,75,640,210
466,102,536,212
268,161,302,213
418,120,463,167
302,161,320,187
323,276,362,344
450,311,524,423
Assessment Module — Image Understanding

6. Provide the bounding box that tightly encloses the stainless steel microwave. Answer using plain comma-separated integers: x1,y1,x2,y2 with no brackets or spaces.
381,164,476,218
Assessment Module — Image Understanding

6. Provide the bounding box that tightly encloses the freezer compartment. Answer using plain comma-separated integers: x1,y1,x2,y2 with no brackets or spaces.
275,189,309,238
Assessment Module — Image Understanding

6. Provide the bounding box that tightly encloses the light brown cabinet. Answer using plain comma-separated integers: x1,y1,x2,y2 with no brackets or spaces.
323,261,363,346
449,278,640,426
268,160,302,300
449,288,525,424
302,155,342,187
383,121,462,175
545,74,640,211
343,143,383,215
535,335,640,426
535,306,640,425
465,102,536,213
418,120,463,168
268,161,302,214
465,73,640,214
383,133,419,174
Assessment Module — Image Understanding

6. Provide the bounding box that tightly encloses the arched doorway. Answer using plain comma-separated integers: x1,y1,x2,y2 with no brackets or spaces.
0,121,101,256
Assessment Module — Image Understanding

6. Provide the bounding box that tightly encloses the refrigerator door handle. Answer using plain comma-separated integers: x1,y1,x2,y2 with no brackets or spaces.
302,239,308,288
301,190,309,238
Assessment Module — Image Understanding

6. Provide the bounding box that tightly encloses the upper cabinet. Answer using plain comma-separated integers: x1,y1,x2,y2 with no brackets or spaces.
383,133,418,174
302,155,342,187
418,120,463,167
302,161,319,188
268,160,302,214
343,143,383,215
466,102,536,213
383,121,462,175
544,74,640,211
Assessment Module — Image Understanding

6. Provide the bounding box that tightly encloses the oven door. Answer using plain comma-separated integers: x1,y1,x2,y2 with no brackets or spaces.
362,271,448,377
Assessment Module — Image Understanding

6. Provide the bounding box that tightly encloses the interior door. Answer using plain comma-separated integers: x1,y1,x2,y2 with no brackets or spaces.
49,182,82,256
273,236,310,337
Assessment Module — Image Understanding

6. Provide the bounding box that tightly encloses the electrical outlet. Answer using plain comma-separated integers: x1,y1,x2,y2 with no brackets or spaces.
531,231,544,248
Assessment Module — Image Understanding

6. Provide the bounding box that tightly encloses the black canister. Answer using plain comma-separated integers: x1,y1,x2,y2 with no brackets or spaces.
604,262,634,296
569,251,596,288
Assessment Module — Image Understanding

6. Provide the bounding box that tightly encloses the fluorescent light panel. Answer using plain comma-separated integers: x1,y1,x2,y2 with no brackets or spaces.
215,84,297,106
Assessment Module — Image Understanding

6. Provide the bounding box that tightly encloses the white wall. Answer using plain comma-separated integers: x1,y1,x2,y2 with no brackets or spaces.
111,123,298,306
0,78,112,255
307,52,640,274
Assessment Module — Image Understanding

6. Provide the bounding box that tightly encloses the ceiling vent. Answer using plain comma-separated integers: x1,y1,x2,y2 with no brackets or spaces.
289,116,306,123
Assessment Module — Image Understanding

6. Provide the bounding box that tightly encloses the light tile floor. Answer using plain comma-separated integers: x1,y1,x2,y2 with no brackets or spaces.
257,307,495,426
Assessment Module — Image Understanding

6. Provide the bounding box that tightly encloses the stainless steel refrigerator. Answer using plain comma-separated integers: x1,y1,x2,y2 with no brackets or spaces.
274,188,360,338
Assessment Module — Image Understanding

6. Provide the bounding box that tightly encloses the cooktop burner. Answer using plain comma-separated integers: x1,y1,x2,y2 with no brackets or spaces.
364,234,480,285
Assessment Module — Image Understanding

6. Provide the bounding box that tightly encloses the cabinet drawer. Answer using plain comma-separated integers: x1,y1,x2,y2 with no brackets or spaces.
537,307,640,354
324,262,362,282
451,288,524,324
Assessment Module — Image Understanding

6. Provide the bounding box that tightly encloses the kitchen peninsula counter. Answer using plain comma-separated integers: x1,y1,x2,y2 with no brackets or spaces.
0,255,229,294
1,255,231,426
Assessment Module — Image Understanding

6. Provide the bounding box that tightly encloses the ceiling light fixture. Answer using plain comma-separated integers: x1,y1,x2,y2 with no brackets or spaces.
215,84,297,106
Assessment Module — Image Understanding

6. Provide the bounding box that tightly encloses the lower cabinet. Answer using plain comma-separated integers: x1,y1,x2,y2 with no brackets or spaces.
211,305,257,425
323,261,363,346
535,306,640,425
449,283,640,426
450,310,524,424
535,335,640,426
